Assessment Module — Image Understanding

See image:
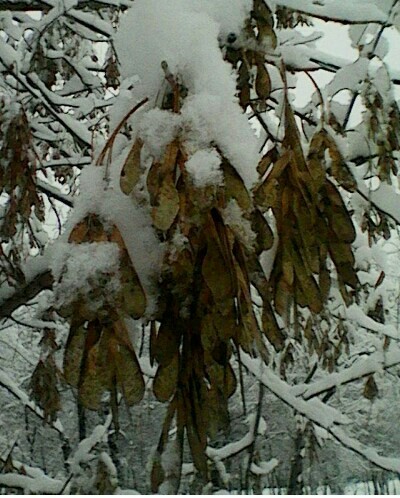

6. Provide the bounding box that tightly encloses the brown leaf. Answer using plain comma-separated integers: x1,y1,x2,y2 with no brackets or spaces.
255,63,271,100
114,336,145,405
221,159,252,212
257,147,278,177
154,317,181,367
253,151,291,210
324,181,356,244
120,137,144,194
251,209,274,254
150,452,165,493
363,375,379,401
68,213,107,244
153,354,179,402
63,323,86,388
79,325,113,410
152,179,180,231
202,239,234,312
110,226,147,318
150,320,157,367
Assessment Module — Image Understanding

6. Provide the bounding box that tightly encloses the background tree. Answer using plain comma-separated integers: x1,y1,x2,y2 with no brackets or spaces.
1,0,400,493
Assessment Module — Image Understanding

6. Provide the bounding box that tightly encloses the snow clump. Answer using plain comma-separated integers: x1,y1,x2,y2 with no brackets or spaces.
185,149,223,188
50,242,121,312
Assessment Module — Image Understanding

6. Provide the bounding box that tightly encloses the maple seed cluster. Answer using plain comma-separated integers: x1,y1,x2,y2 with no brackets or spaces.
52,0,360,490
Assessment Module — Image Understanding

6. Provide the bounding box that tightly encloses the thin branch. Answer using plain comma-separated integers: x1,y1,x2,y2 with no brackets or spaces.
0,368,67,441
37,180,74,208
244,382,264,492
355,186,400,225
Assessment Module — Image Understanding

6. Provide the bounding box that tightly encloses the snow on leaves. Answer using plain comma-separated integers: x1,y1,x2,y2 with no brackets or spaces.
55,213,146,410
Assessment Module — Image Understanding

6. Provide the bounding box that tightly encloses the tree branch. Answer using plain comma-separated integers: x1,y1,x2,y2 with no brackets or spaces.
0,0,132,12
0,270,53,320
291,349,400,400
241,352,400,474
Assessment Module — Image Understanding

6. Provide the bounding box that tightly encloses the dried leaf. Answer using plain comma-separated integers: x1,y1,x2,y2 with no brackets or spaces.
151,452,165,493
153,354,179,402
221,159,252,212
255,63,271,100
110,226,147,318
120,137,144,194
251,209,274,254
79,326,113,410
202,239,234,311
64,323,86,387
154,317,181,367
114,337,145,405
69,213,107,244
152,180,180,231
363,375,379,401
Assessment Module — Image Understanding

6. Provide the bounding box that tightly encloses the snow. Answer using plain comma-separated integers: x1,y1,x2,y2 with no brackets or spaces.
291,349,400,400
69,416,112,474
344,304,399,340
60,163,164,316
116,0,250,101
222,199,256,247
114,0,260,188
0,472,64,494
50,241,121,311
185,148,223,188
138,109,182,160
353,173,400,225
271,0,387,23
251,458,279,476
0,369,65,434
181,93,259,187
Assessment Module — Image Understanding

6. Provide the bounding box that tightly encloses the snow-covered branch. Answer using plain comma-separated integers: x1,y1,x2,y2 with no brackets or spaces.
0,270,53,320
292,349,400,400
0,369,66,439
0,0,132,12
241,352,400,474
275,0,388,24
